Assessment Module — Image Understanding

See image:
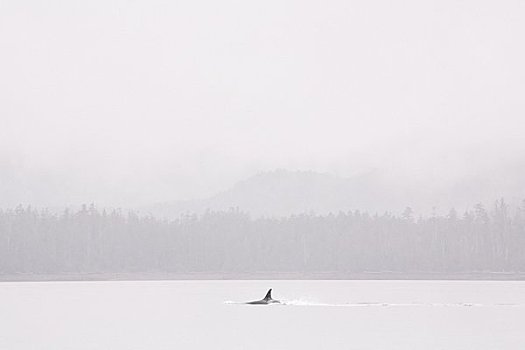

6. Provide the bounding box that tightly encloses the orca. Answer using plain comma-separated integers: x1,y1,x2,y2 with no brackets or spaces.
245,289,280,305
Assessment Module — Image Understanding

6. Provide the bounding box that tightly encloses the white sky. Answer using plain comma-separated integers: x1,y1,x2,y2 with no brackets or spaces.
1,0,524,208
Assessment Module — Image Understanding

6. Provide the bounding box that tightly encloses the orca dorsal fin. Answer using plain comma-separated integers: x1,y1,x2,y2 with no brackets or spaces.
264,289,272,300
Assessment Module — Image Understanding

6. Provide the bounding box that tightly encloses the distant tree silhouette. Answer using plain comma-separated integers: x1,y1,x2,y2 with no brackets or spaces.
0,200,524,275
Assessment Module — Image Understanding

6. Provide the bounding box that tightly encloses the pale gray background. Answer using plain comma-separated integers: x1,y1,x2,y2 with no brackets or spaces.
1,0,524,213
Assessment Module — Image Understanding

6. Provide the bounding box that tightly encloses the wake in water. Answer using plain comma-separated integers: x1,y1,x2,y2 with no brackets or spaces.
224,299,525,307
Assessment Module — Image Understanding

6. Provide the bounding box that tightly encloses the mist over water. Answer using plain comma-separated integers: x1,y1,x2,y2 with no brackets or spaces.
2,1,525,349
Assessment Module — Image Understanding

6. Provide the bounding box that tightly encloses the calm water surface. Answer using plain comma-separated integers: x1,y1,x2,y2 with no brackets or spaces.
1,280,524,349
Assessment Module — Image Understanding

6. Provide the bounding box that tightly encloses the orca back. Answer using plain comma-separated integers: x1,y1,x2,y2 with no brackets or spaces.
245,289,279,305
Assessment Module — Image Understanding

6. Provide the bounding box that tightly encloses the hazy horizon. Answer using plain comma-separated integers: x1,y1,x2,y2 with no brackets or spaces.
2,0,524,211
3,2,525,349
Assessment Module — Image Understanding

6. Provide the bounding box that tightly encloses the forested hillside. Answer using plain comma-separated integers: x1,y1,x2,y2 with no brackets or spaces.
1,200,525,275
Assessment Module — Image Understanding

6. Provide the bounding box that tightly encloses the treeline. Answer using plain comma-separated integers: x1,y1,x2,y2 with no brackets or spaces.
1,199,525,275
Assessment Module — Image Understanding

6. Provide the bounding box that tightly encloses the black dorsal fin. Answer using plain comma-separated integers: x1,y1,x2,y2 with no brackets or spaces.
264,289,272,300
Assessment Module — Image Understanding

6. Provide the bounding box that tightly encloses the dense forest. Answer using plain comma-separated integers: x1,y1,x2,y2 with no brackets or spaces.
1,199,525,275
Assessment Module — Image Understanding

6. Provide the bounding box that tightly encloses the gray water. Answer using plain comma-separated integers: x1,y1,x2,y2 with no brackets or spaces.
1,280,524,349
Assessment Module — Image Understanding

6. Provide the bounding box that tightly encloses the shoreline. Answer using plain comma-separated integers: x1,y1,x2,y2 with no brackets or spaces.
2,271,525,282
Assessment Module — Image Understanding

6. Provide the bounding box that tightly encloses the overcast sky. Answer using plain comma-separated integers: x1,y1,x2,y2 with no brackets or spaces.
1,0,524,208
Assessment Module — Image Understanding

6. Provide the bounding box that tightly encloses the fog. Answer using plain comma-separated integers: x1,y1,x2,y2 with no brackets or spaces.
3,4,525,350
1,0,524,212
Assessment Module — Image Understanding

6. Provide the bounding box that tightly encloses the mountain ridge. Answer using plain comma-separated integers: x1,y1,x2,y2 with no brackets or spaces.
139,167,525,219
140,169,400,218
